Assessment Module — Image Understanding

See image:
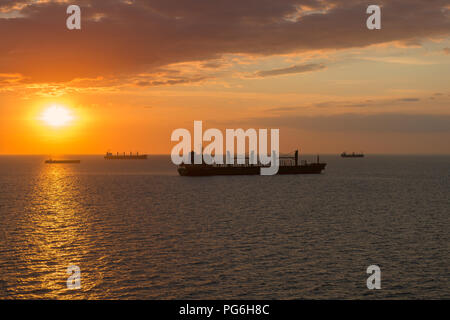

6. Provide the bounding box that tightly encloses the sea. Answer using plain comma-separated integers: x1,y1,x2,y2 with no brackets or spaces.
0,155,448,299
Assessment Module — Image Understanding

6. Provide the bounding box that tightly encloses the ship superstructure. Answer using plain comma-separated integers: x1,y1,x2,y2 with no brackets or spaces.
104,152,148,160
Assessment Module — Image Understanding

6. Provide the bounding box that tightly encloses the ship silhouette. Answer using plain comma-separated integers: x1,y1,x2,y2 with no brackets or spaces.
177,150,326,176
104,152,147,160
341,152,364,158
45,159,80,164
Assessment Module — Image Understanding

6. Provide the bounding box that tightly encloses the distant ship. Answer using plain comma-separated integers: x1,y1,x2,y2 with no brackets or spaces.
104,152,148,160
45,159,80,164
177,150,326,176
341,152,364,158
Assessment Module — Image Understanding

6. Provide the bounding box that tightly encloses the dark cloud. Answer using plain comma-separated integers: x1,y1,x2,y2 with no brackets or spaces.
314,101,370,108
201,61,225,69
255,63,325,77
0,0,449,82
398,98,420,102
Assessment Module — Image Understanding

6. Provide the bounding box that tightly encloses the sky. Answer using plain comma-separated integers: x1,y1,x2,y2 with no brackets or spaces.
0,0,449,155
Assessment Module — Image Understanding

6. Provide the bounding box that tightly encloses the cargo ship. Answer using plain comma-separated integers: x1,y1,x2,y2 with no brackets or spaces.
104,152,148,160
341,152,364,158
177,150,326,176
45,159,80,164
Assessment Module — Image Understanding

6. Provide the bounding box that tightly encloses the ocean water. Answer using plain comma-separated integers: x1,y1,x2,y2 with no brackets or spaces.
0,155,448,299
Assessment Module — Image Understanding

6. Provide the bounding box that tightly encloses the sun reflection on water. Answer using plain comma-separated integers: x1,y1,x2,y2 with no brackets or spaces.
13,163,97,299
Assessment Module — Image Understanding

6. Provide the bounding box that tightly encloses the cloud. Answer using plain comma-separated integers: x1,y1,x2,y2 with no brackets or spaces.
0,73,26,86
264,106,300,113
254,63,325,77
0,0,449,83
134,76,209,87
444,48,450,55
201,60,226,69
239,113,450,133
397,98,420,102
361,56,436,65
312,96,426,109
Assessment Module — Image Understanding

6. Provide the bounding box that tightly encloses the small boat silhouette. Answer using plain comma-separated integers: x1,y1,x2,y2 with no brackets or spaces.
45,159,81,164
341,152,364,158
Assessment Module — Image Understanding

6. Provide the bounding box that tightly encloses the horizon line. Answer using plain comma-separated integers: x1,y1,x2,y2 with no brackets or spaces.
1,153,450,156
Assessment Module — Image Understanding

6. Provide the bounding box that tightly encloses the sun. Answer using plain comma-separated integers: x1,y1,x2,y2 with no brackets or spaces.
40,105,74,127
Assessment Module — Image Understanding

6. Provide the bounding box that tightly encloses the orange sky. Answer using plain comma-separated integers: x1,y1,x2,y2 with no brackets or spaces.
0,0,449,154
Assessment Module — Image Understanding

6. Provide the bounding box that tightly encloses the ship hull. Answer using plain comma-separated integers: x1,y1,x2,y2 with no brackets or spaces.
177,163,326,176
45,160,80,164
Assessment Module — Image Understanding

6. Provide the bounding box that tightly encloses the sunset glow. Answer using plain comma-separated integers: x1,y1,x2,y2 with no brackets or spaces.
40,105,74,128
0,0,448,155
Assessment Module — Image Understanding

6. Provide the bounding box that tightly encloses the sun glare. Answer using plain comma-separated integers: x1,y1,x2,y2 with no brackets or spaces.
40,105,74,127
